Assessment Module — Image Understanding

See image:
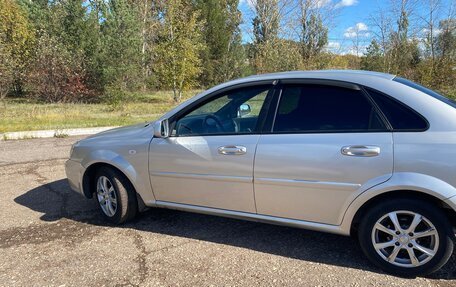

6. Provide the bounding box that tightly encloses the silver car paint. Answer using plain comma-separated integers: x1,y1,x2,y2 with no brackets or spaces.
67,123,157,204
148,135,260,213
254,132,393,225
445,195,456,211
65,70,456,236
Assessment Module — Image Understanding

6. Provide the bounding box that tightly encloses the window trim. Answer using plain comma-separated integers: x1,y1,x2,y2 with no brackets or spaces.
168,81,276,137
267,81,391,135
363,87,430,133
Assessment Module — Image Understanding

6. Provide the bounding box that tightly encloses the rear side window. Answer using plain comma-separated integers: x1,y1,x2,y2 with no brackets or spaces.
366,88,428,131
273,84,387,133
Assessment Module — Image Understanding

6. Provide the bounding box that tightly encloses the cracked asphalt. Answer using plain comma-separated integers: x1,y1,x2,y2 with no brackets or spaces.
0,136,455,287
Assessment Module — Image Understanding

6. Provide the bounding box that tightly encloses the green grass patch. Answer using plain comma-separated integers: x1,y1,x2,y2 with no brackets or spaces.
0,90,201,133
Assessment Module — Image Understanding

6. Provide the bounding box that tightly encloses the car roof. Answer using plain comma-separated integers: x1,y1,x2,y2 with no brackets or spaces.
242,70,396,81
204,70,396,94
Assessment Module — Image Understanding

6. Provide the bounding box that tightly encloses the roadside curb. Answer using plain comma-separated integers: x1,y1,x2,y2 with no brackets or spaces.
0,126,119,141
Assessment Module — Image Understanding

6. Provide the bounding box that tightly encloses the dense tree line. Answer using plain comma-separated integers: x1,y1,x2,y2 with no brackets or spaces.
0,0,455,103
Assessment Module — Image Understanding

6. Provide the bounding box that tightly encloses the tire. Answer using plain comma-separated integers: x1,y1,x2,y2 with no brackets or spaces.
94,166,138,224
358,198,454,277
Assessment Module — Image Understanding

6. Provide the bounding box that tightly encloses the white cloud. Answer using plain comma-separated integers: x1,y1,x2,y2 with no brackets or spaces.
339,45,368,56
335,0,359,8
355,22,368,31
344,22,369,38
314,0,332,8
421,28,442,36
326,41,341,50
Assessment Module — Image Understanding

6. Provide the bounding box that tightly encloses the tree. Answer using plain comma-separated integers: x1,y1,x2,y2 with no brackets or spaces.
388,0,421,76
369,6,394,72
154,0,206,102
195,0,246,86
252,0,280,45
0,0,34,96
436,19,456,61
135,0,165,91
251,0,295,73
0,38,14,100
296,0,329,66
361,39,384,72
101,0,143,92
435,18,456,93
253,39,301,73
27,32,90,102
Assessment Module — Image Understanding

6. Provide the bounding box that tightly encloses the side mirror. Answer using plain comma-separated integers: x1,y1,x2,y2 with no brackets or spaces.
153,119,169,138
238,103,251,118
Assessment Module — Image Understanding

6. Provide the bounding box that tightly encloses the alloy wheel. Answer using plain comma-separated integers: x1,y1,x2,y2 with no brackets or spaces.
371,210,439,268
96,176,118,217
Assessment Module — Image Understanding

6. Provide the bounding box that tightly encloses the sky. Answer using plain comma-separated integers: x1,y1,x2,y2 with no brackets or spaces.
237,0,454,55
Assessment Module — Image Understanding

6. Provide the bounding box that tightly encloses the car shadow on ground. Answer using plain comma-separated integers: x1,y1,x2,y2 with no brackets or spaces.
14,179,456,280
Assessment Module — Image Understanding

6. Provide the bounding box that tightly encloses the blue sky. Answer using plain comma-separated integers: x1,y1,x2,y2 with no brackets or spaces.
238,0,454,55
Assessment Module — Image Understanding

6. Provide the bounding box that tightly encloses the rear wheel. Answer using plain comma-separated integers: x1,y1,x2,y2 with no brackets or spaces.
358,198,454,277
94,166,138,224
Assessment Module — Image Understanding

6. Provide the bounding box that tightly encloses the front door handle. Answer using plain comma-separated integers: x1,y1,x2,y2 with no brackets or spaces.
218,145,247,155
341,145,380,157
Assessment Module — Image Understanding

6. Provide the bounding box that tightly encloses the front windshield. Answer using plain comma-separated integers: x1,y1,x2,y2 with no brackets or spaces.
393,77,456,109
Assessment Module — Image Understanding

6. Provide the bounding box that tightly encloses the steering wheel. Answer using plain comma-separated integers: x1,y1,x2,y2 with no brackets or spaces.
204,114,226,133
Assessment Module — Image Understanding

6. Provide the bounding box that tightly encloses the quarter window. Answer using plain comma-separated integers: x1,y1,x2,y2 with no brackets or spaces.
366,88,428,131
273,84,387,133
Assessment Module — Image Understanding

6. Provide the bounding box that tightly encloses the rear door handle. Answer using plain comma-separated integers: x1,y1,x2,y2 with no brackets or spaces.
341,145,380,157
218,145,247,155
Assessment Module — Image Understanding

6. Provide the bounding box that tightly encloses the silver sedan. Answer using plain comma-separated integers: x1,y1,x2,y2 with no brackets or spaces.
66,70,456,277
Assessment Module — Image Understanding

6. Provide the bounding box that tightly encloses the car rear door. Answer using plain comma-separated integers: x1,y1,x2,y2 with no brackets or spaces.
253,81,394,225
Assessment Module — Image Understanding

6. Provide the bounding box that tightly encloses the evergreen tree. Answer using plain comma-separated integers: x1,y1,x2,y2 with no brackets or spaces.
361,39,384,72
195,0,246,86
101,0,143,92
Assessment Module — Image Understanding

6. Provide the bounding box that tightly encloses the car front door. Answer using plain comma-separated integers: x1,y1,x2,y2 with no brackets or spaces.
149,84,275,213
254,82,394,225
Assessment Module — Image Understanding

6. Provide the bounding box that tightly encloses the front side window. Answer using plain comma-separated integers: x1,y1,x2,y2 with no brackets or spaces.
273,84,387,133
173,86,272,136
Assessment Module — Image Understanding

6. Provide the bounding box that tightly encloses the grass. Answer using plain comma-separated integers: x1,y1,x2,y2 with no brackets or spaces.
0,90,201,133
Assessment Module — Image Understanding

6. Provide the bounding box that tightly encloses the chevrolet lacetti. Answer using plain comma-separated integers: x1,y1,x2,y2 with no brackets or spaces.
66,70,456,277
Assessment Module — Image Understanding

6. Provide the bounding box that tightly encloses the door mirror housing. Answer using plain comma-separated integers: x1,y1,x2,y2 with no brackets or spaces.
153,119,170,138
238,104,251,118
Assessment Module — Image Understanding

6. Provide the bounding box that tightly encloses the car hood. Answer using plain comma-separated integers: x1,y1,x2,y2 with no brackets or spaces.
84,122,154,141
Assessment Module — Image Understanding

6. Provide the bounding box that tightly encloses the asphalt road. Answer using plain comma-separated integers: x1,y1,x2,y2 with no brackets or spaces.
0,136,455,287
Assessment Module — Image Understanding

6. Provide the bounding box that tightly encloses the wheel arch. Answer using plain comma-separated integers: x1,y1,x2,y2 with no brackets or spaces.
82,162,147,211
349,190,456,236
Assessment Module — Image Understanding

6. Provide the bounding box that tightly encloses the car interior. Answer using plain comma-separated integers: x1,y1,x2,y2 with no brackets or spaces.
172,86,271,136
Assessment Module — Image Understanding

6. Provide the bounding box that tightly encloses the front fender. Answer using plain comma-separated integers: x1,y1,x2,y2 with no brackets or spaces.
82,149,138,181
339,172,456,234
81,149,156,204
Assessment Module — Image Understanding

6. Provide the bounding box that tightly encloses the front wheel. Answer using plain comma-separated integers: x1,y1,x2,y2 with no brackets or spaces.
358,198,454,277
94,166,138,224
